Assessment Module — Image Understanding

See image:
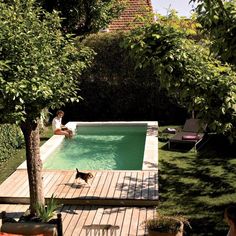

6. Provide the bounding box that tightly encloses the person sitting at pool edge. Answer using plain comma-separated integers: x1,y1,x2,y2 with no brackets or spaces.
52,110,73,138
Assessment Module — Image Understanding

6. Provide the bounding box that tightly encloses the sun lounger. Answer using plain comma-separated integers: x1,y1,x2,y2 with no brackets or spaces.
168,119,207,151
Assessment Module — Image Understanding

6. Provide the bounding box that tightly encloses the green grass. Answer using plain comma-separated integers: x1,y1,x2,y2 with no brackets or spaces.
158,126,236,236
0,126,53,184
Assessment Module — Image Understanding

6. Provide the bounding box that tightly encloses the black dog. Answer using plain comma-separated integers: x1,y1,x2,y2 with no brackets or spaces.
75,168,93,184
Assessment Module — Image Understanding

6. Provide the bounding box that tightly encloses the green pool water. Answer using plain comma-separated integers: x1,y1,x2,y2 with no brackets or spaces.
43,125,147,170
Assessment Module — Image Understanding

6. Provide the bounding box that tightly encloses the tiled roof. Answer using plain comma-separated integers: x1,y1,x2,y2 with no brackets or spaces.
108,0,153,31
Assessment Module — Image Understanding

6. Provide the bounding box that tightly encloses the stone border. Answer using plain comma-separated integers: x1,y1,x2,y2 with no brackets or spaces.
18,121,158,170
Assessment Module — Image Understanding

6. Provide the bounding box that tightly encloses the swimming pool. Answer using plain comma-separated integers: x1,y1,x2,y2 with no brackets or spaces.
18,122,158,170
44,125,146,170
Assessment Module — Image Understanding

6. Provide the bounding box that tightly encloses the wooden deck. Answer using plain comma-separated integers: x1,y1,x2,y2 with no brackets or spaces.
0,204,156,236
0,169,158,235
0,170,158,206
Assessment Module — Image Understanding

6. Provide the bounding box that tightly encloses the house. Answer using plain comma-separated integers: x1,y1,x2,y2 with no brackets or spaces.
107,0,154,31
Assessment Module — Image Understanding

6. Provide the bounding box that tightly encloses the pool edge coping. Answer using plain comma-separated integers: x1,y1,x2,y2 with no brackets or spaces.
17,121,158,171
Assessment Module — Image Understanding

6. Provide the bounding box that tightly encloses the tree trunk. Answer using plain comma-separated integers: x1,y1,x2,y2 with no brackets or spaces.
21,119,45,215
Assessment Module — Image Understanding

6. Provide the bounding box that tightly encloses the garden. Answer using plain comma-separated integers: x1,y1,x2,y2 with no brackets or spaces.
0,0,235,235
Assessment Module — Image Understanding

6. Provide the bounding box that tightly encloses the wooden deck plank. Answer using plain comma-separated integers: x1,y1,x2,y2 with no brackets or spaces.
107,207,119,226
99,172,113,198
127,171,138,199
99,207,111,225
55,171,73,198
80,205,97,234
73,206,92,236
40,171,55,196
2,171,26,196
146,207,155,221
0,171,22,192
50,172,72,198
93,171,108,198
120,207,133,236
59,172,75,198
107,172,120,198
148,171,158,200
137,207,147,236
114,207,126,236
43,172,61,196
120,172,131,199
60,204,73,234
45,172,64,197
134,171,144,200
60,205,76,234
64,206,84,236
92,207,104,225
154,171,159,200
128,207,140,236
62,205,80,235
113,172,125,199
13,176,29,198
142,171,150,200
47,171,66,197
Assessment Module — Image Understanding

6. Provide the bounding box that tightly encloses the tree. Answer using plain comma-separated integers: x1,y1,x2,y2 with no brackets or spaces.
124,22,236,141
0,0,93,214
36,0,126,35
155,10,202,40
191,0,236,65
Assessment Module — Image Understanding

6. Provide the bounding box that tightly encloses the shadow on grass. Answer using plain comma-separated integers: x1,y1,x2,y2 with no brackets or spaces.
158,135,236,236
160,142,194,153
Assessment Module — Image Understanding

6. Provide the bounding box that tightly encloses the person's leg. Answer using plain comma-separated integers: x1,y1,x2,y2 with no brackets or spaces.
54,129,70,137
67,129,73,138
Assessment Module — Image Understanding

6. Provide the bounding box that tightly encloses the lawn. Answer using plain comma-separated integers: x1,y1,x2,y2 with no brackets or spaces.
0,125,235,235
0,126,53,184
158,126,236,236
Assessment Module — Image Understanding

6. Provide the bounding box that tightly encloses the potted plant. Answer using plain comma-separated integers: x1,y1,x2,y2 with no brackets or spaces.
1,195,63,236
34,194,61,223
144,212,191,236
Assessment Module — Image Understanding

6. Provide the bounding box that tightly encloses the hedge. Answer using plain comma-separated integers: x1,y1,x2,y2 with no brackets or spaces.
0,124,24,162
62,32,187,124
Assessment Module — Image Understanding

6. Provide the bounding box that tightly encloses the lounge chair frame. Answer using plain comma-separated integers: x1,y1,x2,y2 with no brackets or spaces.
168,119,207,151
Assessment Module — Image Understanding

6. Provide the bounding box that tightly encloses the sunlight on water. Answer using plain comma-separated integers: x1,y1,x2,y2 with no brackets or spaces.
43,125,146,170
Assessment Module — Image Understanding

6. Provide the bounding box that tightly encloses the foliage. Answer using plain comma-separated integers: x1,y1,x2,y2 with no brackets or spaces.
0,124,24,162
63,32,186,123
0,0,94,213
39,108,51,133
123,22,236,141
37,0,126,36
145,212,190,233
156,10,201,39
0,0,94,124
192,0,236,66
35,194,60,222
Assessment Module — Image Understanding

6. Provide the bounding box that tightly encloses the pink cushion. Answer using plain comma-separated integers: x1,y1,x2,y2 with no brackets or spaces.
182,135,200,140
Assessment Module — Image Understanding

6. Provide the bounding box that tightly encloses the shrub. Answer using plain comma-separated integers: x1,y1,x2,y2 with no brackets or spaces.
65,32,187,123
0,124,24,162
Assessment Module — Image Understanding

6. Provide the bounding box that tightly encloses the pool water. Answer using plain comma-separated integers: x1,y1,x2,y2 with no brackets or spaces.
43,125,147,170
